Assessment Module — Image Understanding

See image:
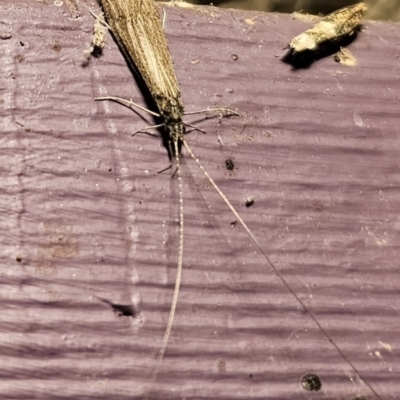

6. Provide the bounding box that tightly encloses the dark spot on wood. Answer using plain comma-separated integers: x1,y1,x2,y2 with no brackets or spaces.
301,373,322,391
111,303,136,317
225,158,234,170
97,297,137,318
91,46,103,58
52,43,61,52
16,256,22,262
0,33,12,40
245,196,254,207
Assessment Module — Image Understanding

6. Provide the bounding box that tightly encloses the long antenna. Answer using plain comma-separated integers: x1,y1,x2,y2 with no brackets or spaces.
183,139,382,400
144,139,184,400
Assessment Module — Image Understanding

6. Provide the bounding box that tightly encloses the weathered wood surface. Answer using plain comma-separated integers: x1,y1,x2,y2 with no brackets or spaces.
0,1,399,399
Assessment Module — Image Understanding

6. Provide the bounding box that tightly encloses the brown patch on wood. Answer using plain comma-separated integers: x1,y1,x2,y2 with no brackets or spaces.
34,221,78,275
217,358,226,373
14,54,24,63
52,42,61,52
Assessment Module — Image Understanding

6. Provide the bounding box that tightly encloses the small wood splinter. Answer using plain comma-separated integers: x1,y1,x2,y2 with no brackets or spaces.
83,11,108,61
289,2,368,53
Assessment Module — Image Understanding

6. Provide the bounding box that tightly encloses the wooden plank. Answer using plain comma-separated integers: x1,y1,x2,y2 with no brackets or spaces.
0,1,398,399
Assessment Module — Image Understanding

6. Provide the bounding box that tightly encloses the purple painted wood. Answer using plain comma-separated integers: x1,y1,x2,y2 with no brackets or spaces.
0,1,399,399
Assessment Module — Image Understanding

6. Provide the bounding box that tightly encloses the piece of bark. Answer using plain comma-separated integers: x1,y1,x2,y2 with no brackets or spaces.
0,1,399,399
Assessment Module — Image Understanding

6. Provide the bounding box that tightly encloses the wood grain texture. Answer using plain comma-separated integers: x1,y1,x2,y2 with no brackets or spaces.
0,1,399,399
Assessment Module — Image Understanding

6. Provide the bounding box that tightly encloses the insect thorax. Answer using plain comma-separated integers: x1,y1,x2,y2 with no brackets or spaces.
155,95,185,156
155,95,184,120
168,121,185,152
